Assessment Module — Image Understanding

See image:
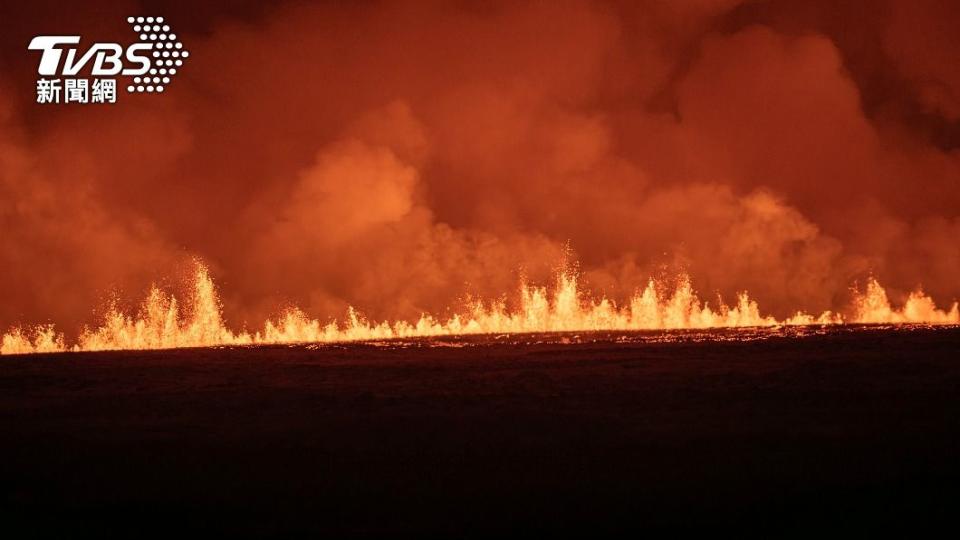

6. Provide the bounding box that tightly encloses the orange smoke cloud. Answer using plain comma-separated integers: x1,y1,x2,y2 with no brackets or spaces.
0,0,958,340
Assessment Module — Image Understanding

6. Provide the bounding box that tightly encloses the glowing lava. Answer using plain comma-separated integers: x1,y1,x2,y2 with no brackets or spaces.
2,263,958,355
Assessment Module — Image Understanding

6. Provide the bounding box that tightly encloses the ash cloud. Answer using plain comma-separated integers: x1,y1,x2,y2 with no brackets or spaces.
1,0,959,331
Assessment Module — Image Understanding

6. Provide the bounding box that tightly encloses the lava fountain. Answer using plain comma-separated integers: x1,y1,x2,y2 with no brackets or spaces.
2,262,958,355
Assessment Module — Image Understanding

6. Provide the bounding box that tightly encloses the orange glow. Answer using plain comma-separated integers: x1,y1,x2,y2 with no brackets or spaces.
2,262,956,355
853,278,960,324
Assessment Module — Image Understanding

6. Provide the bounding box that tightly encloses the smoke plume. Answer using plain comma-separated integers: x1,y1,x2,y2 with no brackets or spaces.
1,0,958,334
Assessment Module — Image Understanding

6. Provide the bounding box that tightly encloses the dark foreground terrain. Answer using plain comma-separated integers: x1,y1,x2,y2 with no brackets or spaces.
2,325,959,536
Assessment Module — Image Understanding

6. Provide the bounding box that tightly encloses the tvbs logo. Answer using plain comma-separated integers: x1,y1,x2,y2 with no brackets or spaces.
28,16,189,105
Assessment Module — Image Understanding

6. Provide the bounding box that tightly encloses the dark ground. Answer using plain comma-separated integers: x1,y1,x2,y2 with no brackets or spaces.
1,325,959,536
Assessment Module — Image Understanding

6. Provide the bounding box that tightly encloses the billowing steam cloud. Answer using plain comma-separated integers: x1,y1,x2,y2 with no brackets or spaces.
1,0,958,336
